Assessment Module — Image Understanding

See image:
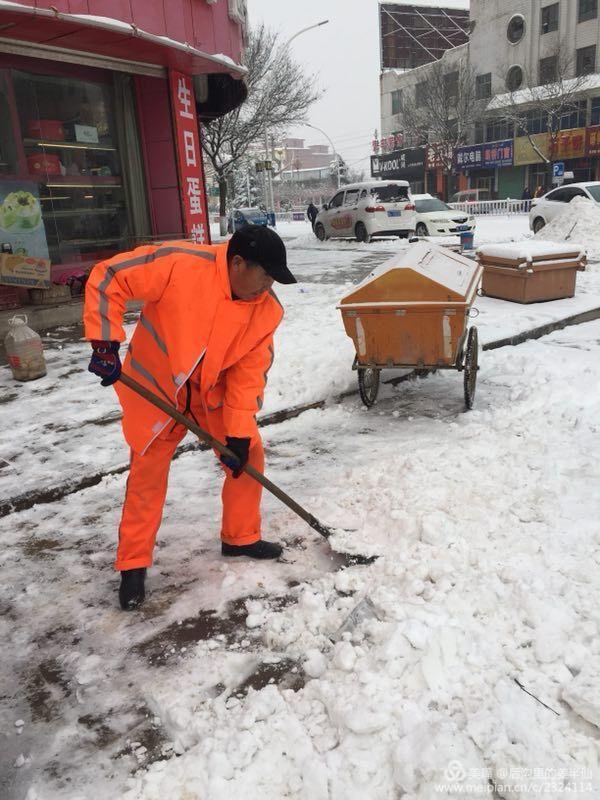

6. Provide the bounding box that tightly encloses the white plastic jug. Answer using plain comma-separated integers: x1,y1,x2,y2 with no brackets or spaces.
4,314,47,381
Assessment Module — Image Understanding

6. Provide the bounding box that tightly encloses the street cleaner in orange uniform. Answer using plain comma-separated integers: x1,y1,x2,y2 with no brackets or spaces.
83,226,296,611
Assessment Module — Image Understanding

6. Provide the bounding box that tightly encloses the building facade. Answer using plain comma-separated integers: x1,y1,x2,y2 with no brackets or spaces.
377,0,600,199
0,0,246,309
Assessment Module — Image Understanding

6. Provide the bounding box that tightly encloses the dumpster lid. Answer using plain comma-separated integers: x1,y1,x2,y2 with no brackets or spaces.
339,241,482,306
477,242,586,263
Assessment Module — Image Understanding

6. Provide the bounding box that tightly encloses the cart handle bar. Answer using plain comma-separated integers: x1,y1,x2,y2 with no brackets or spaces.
118,373,333,540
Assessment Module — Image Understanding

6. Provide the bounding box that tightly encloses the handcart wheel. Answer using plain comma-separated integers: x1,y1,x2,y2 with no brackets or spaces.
463,326,479,410
358,368,380,408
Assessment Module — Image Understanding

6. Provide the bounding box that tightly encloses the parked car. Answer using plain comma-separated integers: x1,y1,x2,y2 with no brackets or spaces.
227,207,269,233
412,193,476,237
528,181,600,233
450,188,492,204
314,181,416,243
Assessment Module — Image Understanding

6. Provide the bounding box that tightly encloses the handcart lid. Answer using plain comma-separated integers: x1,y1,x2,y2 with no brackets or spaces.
340,241,482,306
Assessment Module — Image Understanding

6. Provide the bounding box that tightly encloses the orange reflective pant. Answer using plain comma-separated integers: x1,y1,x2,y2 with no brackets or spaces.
115,394,263,571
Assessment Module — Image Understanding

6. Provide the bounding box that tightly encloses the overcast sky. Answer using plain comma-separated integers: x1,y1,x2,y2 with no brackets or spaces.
247,0,383,173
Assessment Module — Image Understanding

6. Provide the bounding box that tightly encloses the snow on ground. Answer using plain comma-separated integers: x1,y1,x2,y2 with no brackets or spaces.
2,216,600,504
1,317,599,799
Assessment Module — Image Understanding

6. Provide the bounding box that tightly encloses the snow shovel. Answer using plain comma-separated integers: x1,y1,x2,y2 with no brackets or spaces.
118,373,348,543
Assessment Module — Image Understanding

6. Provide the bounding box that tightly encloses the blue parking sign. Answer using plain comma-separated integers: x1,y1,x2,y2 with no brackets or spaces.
553,162,565,178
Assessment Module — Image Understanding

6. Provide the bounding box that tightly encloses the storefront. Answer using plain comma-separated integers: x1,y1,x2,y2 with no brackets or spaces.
0,1,246,310
370,146,426,193
424,145,455,199
514,128,591,191
455,140,515,199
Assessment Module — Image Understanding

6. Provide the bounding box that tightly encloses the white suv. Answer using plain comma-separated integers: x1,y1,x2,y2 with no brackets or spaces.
314,181,416,243
529,181,600,233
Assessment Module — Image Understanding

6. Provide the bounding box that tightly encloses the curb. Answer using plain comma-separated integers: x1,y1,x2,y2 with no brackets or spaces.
482,306,600,350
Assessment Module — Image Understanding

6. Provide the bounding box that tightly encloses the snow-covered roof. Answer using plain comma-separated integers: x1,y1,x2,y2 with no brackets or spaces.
0,1,246,76
488,74,600,111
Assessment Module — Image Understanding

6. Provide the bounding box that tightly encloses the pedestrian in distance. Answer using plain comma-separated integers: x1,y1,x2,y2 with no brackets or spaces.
534,185,546,198
307,201,318,230
521,186,532,212
84,225,297,611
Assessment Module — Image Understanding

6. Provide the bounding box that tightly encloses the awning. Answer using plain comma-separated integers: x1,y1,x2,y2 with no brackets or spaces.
0,1,247,78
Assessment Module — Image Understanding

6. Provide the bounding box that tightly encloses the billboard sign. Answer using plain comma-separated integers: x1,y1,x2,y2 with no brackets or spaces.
371,147,426,180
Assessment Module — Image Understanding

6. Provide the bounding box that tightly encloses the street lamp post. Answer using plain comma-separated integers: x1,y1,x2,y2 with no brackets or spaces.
302,122,341,190
264,20,330,215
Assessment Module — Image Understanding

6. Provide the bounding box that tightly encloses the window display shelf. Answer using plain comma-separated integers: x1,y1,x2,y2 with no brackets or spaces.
44,177,122,187
59,236,126,246
24,138,117,152
39,207,121,218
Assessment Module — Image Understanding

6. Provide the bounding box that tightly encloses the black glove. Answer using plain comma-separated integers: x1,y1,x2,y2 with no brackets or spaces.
88,340,121,386
220,437,250,479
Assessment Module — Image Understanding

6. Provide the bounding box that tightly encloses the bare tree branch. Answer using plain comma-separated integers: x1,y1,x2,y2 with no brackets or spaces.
201,25,322,224
495,40,590,180
400,59,487,177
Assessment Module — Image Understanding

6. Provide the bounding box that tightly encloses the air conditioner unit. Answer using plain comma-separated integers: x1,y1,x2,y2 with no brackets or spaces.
228,0,247,24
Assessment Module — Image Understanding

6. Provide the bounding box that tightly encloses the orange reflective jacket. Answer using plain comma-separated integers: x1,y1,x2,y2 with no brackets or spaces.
84,241,283,454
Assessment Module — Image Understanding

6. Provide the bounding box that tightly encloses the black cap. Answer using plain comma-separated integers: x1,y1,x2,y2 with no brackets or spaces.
227,225,297,284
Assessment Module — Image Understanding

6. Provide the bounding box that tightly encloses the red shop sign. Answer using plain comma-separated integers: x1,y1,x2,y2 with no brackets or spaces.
586,125,600,157
169,70,211,245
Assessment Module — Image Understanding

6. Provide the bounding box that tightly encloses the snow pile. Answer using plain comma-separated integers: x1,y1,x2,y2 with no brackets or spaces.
534,196,600,261
121,322,600,800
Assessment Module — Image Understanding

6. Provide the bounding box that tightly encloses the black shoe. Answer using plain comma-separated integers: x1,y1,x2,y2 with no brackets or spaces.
119,568,146,611
221,540,283,560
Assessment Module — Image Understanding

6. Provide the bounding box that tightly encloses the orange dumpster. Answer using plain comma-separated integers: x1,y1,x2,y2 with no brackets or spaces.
337,241,483,409
477,242,586,304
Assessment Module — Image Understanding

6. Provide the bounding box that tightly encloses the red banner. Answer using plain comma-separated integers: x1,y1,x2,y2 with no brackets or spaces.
586,125,600,157
169,70,210,245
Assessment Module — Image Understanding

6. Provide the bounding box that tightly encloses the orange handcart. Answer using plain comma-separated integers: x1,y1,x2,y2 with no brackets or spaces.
337,241,484,409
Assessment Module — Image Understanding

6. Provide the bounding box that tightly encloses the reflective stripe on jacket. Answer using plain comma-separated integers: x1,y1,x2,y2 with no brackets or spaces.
83,241,283,454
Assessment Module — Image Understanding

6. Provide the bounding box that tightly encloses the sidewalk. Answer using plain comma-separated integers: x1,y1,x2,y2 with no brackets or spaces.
0,298,143,339
0,297,84,338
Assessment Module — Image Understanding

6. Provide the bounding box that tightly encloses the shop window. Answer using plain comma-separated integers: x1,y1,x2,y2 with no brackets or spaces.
391,90,403,115
506,65,524,92
578,0,598,23
475,73,491,100
0,72,17,176
539,55,558,84
541,4,559,34
12,70,130,270
591,97,600,125
507,15,526,44
576,45,596,76
529,164,549,193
